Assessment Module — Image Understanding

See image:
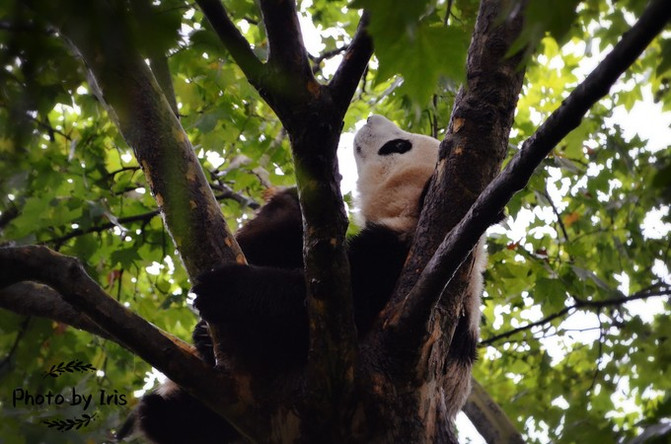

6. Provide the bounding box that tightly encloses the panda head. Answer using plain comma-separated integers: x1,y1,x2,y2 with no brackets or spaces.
353,115,439,234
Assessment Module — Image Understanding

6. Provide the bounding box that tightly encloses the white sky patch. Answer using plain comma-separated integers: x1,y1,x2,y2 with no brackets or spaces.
567,35,671,155
298,0,347,78
146,261,163,276
298,2,325,56
164,255,175,274
552,395,570,410
206,150,226,169
627,296,666,323
520,304,544,323
652,259,671,284
338,131,357,195
337,119,367,196
559,311,601,345
488,208,537,242
614,272,630,294
456,412,486,444
609,89,671,154
238,19,250,34
642,206,671,240
120,152,133,163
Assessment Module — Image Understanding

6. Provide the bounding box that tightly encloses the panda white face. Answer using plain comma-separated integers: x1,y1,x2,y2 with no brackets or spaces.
353,115,439,233
354,115,413,161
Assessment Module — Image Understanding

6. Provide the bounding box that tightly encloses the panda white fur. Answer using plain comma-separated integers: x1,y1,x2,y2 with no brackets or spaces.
124,115,483,443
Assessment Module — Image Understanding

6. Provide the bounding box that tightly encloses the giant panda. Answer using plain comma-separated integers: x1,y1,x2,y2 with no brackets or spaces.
123,115,483,443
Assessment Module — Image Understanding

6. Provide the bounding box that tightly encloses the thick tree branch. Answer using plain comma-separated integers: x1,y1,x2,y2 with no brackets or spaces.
328,12,373,114
149,53,179,117
198,3,374,440
378,0,527,370
41,2,272,438
129,0,180,117
0,282,113,340
258,0,312,80
58,11,243,277
195,0,265,85
481,287,671,346
0,246,264,441
389,0,671,351
200,2,364,436
463,378,525,444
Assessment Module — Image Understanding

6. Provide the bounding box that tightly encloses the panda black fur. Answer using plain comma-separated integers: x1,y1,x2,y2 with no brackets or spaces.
126,115,483,443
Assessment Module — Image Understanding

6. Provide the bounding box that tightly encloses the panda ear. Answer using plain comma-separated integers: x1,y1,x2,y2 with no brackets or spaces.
378,139,412,156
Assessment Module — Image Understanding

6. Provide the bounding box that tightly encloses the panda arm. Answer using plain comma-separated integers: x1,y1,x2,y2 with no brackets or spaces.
136,385,237,444
193,264,306,323
235,188,304,269
348,224,410,334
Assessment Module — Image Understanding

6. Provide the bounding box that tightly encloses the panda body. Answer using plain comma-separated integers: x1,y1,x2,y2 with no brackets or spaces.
190,115,442,373
130,115,481,443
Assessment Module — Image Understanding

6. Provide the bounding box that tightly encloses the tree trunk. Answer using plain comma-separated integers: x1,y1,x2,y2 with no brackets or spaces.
355,1,527,442
1,0,666,442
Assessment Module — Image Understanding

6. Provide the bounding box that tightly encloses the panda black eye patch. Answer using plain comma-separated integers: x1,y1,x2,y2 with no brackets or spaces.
378,139,412,156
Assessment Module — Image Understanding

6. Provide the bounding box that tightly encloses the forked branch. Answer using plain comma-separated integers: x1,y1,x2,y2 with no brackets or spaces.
388,0,671,350
258,0,312,79
198,0,372,121
0,246,265,441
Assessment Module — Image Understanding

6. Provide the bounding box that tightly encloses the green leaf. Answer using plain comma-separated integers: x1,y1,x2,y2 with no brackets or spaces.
110,247,142,268
350,0,428,45
375,24,467,105
655,37,671,77
571,265,612,292
508,0,580,59
535,277,567,313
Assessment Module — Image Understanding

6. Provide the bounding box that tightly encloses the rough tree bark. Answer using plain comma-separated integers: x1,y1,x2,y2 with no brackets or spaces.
196,1,374,439
359,1,527,442
0,0,668,443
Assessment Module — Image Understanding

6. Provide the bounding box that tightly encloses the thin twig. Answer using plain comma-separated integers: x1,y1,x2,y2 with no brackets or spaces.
0,317,31,372
481,288,671,346
541,188,570,242
44,190,256,245
310,44,350,74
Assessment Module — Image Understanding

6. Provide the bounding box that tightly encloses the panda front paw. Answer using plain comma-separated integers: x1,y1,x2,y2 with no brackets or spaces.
192,264,251,323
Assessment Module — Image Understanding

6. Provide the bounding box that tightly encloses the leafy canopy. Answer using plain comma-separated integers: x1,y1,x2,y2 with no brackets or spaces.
0,0,669,442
